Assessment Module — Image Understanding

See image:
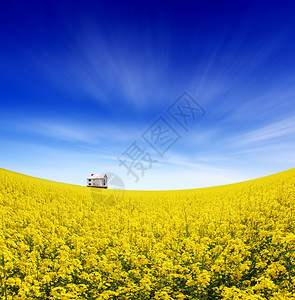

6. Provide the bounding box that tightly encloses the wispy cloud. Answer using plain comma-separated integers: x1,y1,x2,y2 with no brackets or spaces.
233,116,295,146
2,117,142,145
30,22,174,110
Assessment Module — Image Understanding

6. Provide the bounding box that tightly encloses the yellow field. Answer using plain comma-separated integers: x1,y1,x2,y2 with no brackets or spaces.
0,168,294,300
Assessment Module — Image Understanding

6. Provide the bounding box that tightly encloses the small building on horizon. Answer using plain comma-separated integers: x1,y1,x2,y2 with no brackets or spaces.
87,173,108,189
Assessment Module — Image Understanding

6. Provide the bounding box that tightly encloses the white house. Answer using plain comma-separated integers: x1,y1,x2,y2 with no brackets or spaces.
87,174,108,188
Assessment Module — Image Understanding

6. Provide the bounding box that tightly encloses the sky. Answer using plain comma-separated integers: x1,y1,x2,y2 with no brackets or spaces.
1,0,295,190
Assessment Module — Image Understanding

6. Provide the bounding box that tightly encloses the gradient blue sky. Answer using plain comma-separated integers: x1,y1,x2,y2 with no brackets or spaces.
1,0,295,190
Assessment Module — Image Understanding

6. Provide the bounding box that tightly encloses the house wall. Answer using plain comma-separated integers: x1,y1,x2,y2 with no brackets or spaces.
87,178,107,187
93,179,104,187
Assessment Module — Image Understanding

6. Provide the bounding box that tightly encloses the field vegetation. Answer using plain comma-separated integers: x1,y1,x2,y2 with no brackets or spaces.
0,168,294,299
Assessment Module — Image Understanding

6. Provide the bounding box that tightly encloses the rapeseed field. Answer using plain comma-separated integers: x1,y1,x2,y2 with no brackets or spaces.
0,168,294,299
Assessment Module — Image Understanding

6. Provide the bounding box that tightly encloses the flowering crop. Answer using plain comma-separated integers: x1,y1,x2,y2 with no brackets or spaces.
0,168,295,299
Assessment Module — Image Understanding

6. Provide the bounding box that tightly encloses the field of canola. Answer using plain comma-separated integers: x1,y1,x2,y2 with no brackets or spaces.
0,168,295,300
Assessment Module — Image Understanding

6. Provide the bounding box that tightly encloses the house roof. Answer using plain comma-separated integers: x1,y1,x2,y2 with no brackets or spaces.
87,173,107,179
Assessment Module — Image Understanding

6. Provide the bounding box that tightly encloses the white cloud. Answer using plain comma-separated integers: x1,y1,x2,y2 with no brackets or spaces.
3,117,142,145
231,116,295,147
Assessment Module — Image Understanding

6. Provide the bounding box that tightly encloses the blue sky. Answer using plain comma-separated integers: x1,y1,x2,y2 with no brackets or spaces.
1,0,295,190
